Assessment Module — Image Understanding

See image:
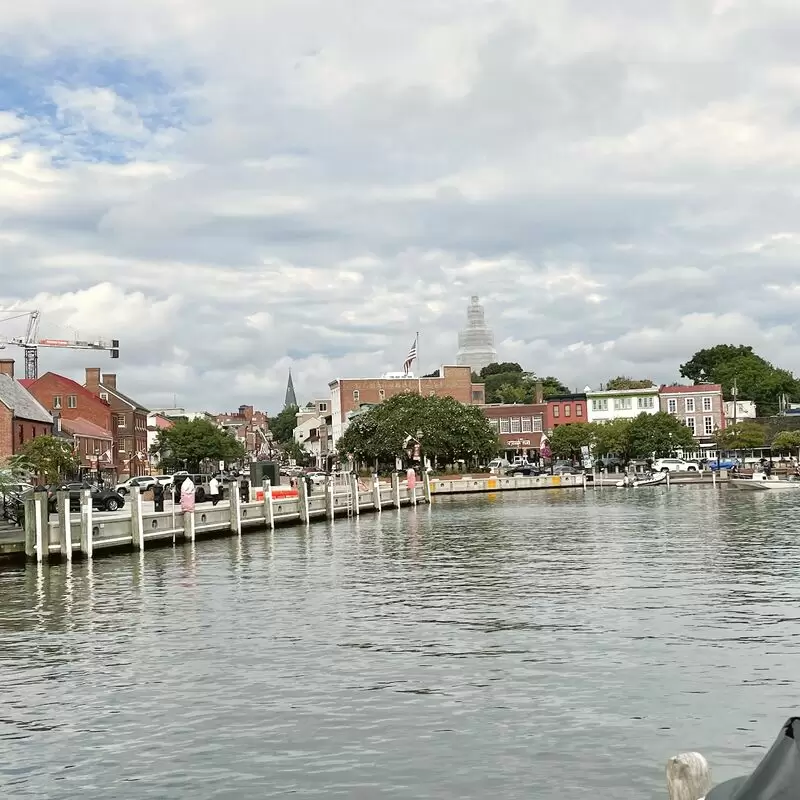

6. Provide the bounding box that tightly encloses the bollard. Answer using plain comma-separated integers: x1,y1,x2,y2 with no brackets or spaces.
666,752,711,800
23,491,36,559
372,474,382,512
666,471,671,489
131,487,144,550
298,475,310,524
712,469,716,489
262,479,274,529
35,492,49,563
183,507,195,543
230,479,242,536
325,474,334,520
392,472,401,508
79,489,93,559
423,469,432,504
349,473,360,517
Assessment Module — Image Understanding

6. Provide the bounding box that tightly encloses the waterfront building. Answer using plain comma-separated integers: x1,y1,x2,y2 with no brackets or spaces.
659,384,724,449
293,399,332,468
723,399,756,423
84,368,149,478
0,359,52,461
215,405,270,460
480,402,547,462
456,296,497,374
329,365,485,445
545,393,588,431
21,370,114,473
146,413,174,467
585,385,660,423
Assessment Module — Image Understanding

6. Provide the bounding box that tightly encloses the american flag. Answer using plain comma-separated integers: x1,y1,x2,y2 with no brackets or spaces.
403,336,418,375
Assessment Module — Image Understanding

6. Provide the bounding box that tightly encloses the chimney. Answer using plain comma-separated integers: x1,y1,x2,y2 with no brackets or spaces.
86,368,101,392
102,373,117,390
535,380,543,404
0,359,14,379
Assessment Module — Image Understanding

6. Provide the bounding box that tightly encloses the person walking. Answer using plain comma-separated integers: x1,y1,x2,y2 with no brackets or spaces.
209,474,220,506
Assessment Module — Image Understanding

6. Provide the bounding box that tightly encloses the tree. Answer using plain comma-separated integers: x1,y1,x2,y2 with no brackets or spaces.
150,418,246,472
422,369,440,378
771,430,800,453
548,423,596,460
268,404,299,444
715,421,766,452
539,376,570,398
605,376,655,390
680,345,755,384
282,439,311,466
336,392,498,465
17,436,79,483
626,412,695,459
0,455,34,492
592,419,634,463
480,362,523,377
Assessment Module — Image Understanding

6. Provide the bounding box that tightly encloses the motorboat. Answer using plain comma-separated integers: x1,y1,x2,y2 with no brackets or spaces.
615,471,667,488
729,472,800,491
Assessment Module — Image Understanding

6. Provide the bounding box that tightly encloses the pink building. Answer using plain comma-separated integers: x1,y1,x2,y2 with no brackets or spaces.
659,384,725,445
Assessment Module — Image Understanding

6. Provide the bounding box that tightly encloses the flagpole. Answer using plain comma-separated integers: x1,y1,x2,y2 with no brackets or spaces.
417,331,421,395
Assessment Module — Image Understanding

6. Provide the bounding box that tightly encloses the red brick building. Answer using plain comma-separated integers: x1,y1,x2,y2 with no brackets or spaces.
329,365,485,445
84,369,149,478
21,371,115,472
480,402,547,461
0,360,52,460
215,405,270,460
545,393,588,431
659,384,725,447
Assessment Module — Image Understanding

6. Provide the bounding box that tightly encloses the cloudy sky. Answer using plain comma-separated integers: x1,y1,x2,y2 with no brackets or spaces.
2,0,800,413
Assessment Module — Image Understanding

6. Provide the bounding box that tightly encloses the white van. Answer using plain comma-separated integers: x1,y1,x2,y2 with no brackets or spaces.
487,458,511,471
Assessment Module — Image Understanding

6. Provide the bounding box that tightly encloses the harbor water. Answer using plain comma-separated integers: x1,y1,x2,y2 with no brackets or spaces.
2,488,799,798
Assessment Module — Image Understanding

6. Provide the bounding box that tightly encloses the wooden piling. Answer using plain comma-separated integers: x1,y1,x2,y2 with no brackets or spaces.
666,752,711,800
183,508,195,542
34,494,48,562
23,492,36,559
229,480,242,536
79,489,93,559
423,469,432,504
262,480,274,529
392,472,401,508
56,489,72,560
298,476,310,524
131,487,144,550
325,475,334,520
372,475,381,512
349,473,360,516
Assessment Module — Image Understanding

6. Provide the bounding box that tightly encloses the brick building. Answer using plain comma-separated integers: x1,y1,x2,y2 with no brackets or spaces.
84,369,149,478
659,384,725,447
329,365,485,445
545,393,588,431
215,405,270,460
481,402,547,461
20,371,115,472
0,360,52,460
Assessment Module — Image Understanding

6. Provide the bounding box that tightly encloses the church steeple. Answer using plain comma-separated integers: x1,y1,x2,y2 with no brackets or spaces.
284,369,298,408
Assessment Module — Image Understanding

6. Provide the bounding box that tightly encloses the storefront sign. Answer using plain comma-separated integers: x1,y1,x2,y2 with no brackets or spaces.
506,439,532,447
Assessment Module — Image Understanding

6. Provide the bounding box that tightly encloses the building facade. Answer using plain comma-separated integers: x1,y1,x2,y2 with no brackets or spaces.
215,405,270,460
545,393,588,431
20,371,115,472
84,369,149,478
659,384,724,443
585,386,660,423
456,296,497,373
0,360,52,460
293,399,332,467
723,399,757,423
329,365,485,444
481,403,547,461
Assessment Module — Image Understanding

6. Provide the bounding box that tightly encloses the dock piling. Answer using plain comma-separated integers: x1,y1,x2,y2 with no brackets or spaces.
298,477,310,524
392,472,401,508
349,473,360,516
131,487,144,550
56,489,72,560
79,489,93,559
230,480,242,536
262,480,274,529
372,474,382,512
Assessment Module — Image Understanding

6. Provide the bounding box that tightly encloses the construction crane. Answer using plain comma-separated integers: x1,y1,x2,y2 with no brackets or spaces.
0,309,119,380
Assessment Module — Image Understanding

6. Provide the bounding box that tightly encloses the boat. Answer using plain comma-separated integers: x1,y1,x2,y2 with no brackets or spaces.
729,472,800,491
614,471,667,488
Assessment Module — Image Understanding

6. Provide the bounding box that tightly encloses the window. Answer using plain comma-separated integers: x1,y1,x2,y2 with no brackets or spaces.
521,417,532,433
614,398,632,410
685,417,696,434
116,415,126,428
67,395,77,409
564,404,571,417
472,390,483,402
500,418,510,434
532,417,543,432
553,405,560,418
489,418,499,430
353,390,360,402
637,396,654,409
99,392,108,401
319,402,327,412
704,416,714,435
576,405,583,417
378,390,385,400
511,417,521,433
52,395,62,409
702,397,712,412
685,398,695,413
118,440,126,452
592,399,608,412
667,398,677,414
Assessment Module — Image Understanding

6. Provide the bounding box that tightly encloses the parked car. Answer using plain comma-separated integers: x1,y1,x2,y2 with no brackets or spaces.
508,463,542,476
153,475,174,488
47,482,126,513
552,464,583,475
708,457,740,471
652,458,703,473
304,471,328,486
487,458,511,471
116,476,157,495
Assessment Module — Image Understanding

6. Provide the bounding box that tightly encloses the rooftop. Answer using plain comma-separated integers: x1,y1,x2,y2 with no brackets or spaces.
0,375,52,424
659,384,723,394
61,417,113,439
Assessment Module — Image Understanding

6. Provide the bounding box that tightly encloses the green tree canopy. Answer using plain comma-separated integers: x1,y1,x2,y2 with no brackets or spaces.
475,362,567,404
548,423,596,460
150,418,246,472
282,439,311,466
592,419,634,463
17,436,79,483
715,421,766,451
268,404,299,444
336,392,498,465
605,376,655,390
540,376,570,397
626,412,696,459
679,345,755,384
771,430,800,452
479,362,523,377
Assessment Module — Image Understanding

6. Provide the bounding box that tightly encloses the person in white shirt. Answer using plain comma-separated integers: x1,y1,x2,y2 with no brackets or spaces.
209,475,220,506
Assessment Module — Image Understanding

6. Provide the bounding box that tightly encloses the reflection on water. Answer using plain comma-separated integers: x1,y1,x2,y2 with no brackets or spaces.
2,488,800,799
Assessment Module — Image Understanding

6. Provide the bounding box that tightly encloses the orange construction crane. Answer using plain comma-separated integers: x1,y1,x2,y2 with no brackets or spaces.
0,309,119,380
